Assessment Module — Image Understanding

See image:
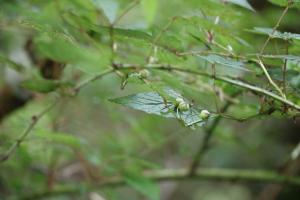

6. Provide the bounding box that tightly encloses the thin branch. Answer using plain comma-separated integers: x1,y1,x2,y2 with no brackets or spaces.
257,57,285,98
282,41,289,96
73,69,115,94
0,99,59,163
0,69,114,163
189,92,241,175
21,167,300,200
259,1,292,55
112,0,140,26
147,16,178,62
115,63,300,111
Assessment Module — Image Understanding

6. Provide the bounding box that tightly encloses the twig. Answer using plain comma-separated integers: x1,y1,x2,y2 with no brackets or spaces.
0,69,114,163
115,63,300,111
282,41,289,96
0,99,59,163
147,16,178,62
21,167,300,200
189,92,241,175
73,69,115,94
112,0,140,26
257,57,285,99
259,1,292,55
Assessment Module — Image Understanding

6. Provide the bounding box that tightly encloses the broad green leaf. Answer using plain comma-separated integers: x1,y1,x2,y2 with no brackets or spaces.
141,0,158,25
35,130,82,147
227,0,255,11
198,54,250,72
248,27,300,41
110,88,208,127
35,34,110,73
21,79,60,93
124,170,160,200
63,12,152,41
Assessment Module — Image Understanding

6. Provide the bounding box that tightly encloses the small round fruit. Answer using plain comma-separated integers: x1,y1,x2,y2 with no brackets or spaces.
175,97,184,104
178,102,190,111
139,69,150,79
199,110,210,120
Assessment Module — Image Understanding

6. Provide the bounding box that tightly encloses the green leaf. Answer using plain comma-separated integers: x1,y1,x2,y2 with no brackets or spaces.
124,170,160,200
63,12,152,41
248,27,300,41
35,34,110,74
110,88,207,127
227,0,255,11
141,0,158,25
198,54,250,72
0,54,24,72
21,79,60,93
35,130,82,147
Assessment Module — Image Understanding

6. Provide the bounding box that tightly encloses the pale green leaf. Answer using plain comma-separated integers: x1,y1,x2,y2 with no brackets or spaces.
110,88,207,127
21,79,61,93
35,34,110,74
198,54,250,72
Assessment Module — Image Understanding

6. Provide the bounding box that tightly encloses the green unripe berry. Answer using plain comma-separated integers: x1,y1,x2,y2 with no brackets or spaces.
175,98,189,111
178,101,190,111
139,69,150,79
175,97,184,104
199,110,210,120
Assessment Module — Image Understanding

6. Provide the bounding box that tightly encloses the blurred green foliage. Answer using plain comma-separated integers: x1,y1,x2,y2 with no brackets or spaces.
0,0,300,199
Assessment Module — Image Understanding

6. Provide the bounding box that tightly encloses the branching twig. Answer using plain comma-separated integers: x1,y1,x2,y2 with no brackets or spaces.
112,0,140,26
147,16,179,62
115,63,300,111
73,68,115,94
0,99,59,163
259,1,292,55
21,167,300,200
0,69,114,163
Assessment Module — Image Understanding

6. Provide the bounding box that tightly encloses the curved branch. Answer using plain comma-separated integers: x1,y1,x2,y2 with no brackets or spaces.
21,167,300,200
